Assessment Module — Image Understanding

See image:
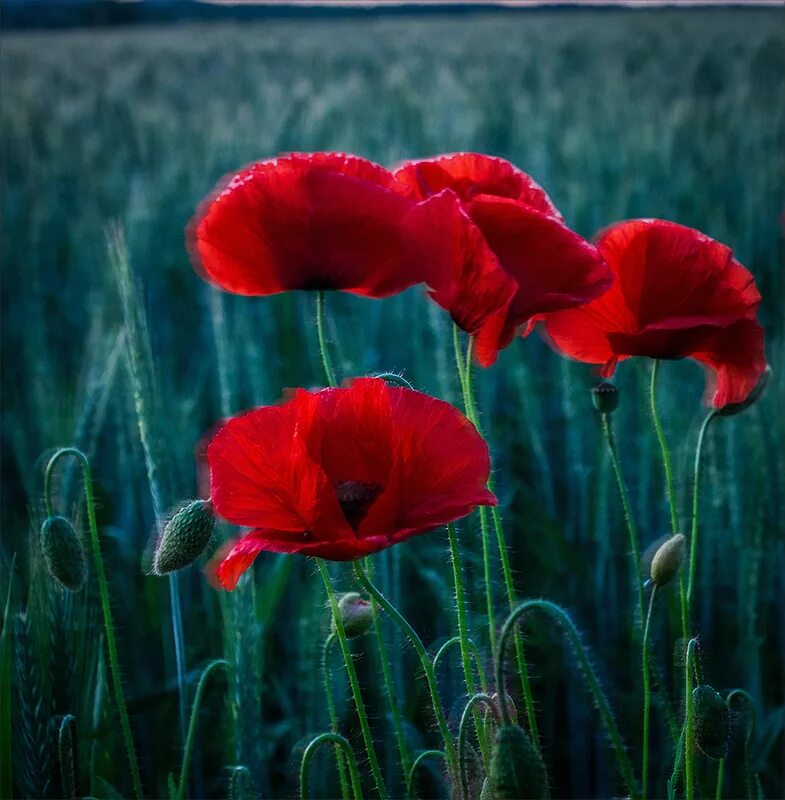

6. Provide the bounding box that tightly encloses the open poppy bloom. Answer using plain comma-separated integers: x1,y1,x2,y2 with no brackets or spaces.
188,152,428,298
542,219,767,408
394,153,613,366
207,377,496,589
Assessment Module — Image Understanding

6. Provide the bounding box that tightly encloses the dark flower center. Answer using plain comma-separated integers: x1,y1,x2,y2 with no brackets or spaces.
334,480,383,530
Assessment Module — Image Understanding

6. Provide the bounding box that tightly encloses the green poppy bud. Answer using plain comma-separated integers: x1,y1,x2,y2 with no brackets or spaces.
693,685,730,759
41,516,87,592
591,382,619,414
650,533,686,587
490,725,549,800
332,592,375,639
152,499,215,575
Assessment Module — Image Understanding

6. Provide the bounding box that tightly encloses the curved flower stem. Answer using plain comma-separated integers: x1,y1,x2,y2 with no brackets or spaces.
726,689,758,800
687,411,716,619
458,693,500,800
668,722,686,800
497,599,639,800
456,330,540,755
641,586,657,800
448,523,491,771
602,413,645,626
322,635,351,800
300,732,363,800
352,561,460,786
432,637,488,692
685,638,699,800
317,560,387,800
176,659,228,800
406,750,445,800
715,758,726,800
44,448,143,800
315,291,338,387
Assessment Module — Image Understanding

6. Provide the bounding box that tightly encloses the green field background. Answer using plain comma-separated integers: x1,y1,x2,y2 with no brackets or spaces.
1,10,784,799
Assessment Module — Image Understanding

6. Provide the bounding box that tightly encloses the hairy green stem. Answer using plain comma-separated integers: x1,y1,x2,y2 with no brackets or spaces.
316,291,338,387
641,587,657,800
45,448,143,800
176,660,228,800
497,599,639,800
322,635,351,800
406,750,445,800
352,562,459,786
317,560,387,799
458,693,500,800
300,732,363,800
715,758,726,800
685,638,699,800
432,637,488,692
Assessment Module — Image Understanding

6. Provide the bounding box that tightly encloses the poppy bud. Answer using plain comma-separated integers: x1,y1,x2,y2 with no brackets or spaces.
591,382,619,414
716,365,771,417
332,592,375,638
650,533,686,587
490,725,549,800
692,685,730,759
153,500,215,575
41,516,87,592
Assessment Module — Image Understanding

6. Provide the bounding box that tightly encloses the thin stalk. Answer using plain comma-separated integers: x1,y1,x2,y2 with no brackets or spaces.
432,637,488,693
687,411,716,618
668,722,686,800
715,758,725,800
406,751,445,800
448,523,491,770
176,660,228,800
458,693,500,800
602,413,645,626
457,331,540,754
322,635,351,800
685,638,699,800
497,599,639,800
300,733,363,800
44,448,143,800
317,560,387,800
641,587,657,800
352,562,460,786
315,291,337,387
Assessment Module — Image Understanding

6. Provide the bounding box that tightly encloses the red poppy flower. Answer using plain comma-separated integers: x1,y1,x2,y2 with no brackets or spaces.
206,377,496,589
188,152,427,298
394,153,613,366
542,219,767,408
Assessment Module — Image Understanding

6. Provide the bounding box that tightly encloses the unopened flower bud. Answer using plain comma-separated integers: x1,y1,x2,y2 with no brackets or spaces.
490,725,549,800
41,516,87,592
716,366,771,417
591,382,619,414
650,533,686,587
153,500,215,575
693,685,730,759
332,592,374,638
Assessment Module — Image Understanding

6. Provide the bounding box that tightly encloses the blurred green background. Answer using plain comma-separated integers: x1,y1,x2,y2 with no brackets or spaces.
1,9,783,799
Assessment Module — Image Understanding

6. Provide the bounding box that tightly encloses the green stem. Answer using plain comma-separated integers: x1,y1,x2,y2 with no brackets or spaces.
457,331,540,755
322,635,351,800
687,411,716,618
458,693,500,800
315,290,338,387
300,732,363,800
641,587,657,800
497,599,639,800
406,750,445,800
176,660,228,800
602,413,645,626
715,758,725,800
668,722,686,800
317,560,387,800
448,523,491,770
44,448,143,800
352,561,459,786
685,638,699,800
432,637,488,692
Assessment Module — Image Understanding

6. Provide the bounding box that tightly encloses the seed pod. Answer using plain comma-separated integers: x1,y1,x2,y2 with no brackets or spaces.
332,592,374,638
153,499,215,575
693,685,730,759
650,533,686,587
490,725,549,800
716,366,770,417
41,516,87,592
591,382,619,414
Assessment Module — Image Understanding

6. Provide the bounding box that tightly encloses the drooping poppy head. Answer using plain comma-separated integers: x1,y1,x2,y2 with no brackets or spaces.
206,377,496,589
394,153,613,367
542,219,767,409
188,152,427,299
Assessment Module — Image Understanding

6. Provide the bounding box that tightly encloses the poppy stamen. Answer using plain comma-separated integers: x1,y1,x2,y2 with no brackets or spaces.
334,480,383,530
